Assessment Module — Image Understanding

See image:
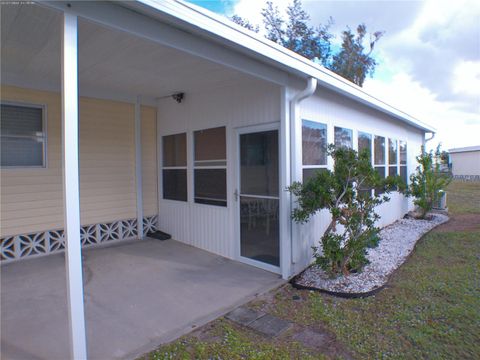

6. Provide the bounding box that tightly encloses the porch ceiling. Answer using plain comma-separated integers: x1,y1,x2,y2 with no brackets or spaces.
1,3,258,104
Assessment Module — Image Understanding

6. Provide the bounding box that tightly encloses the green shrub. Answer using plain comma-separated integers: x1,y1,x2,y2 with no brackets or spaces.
288,145,401,277
409,145,451,219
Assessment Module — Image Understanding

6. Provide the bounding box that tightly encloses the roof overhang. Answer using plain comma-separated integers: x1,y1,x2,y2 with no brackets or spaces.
42,0,435,133
121,0,436,133
449,146,480,153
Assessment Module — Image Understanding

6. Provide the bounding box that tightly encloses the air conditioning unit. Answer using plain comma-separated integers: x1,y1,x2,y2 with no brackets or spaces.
432,190,447,210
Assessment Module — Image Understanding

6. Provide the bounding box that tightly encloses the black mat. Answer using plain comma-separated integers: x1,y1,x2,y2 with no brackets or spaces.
147,230,172,241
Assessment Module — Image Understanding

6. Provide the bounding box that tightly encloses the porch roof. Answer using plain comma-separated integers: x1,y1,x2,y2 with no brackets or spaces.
1,2,266,107
123,0,436,133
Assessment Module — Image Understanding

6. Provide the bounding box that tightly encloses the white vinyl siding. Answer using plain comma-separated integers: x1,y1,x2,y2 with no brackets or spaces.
297,85,423,276
157,79,281,259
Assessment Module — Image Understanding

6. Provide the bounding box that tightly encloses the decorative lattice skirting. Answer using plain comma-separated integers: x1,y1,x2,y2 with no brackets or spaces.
0,215,158,264
453,175,480,182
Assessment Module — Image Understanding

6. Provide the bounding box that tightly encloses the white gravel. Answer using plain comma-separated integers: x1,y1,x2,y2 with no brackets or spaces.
295,213,449,294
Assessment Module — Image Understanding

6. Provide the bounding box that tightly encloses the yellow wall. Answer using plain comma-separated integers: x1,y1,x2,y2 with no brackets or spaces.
0,85,158,237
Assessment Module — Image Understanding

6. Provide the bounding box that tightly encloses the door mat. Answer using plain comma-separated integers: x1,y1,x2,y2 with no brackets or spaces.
147,230,172,241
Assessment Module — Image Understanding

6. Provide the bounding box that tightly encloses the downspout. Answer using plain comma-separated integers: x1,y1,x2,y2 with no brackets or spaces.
424,132,435,146
289,77,317,264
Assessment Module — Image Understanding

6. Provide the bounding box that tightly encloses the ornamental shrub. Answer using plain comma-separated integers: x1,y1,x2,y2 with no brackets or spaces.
288,145,401,277
409,145,451,219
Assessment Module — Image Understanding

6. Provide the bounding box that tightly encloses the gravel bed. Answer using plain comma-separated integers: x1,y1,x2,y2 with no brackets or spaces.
295,213,449,295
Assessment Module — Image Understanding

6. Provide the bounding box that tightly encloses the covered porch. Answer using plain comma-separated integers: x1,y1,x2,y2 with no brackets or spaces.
1,238,282,359
1,1,291,358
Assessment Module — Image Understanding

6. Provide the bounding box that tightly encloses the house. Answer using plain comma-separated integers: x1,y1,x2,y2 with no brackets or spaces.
1,0,435,357
448,146,480,180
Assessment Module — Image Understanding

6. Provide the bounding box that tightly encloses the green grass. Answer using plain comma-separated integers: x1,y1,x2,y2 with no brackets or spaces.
142,181,480,359
445,181,480,214
271,230,479,359
143,320,321,360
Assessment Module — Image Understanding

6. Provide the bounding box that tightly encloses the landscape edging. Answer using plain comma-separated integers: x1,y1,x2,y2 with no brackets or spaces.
290,214,449,298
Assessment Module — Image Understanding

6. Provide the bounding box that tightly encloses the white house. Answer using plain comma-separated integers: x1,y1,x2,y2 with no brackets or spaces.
1,0,435,357
449,146,480,179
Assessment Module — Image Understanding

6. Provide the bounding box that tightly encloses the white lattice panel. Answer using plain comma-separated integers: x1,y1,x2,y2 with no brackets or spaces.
0,215,158,264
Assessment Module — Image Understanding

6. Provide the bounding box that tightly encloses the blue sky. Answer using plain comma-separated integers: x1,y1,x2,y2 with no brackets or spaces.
186,0,480,150
188,0,238,14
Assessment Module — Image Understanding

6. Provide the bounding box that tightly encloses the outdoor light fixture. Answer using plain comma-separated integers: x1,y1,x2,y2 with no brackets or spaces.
172,92,184,103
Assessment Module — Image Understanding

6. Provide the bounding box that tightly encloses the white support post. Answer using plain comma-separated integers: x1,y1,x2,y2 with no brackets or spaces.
135,96,144,238
279,86,291,280
62,12,88,360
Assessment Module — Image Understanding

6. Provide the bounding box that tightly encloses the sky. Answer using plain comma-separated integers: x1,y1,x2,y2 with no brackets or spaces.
187,0,480,151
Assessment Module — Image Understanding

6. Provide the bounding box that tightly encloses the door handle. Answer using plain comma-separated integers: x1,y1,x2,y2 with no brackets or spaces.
234,189,239,201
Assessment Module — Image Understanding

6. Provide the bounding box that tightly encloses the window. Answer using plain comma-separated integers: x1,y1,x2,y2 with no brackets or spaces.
358,132,372,161
194,126,227,206
1,103,46,167
357,132,373,197
302,120,327,180
162,133,187,201
399,140,408,185
334,126,353,149
374,135,386,194
388,138,398,177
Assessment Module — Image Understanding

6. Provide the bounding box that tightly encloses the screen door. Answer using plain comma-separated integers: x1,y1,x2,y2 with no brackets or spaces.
238,129,279,268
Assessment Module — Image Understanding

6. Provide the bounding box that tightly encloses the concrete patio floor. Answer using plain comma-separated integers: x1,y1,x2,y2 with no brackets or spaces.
1,238,283,359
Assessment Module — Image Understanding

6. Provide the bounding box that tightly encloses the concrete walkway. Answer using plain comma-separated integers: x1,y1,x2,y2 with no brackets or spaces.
1,239,283,359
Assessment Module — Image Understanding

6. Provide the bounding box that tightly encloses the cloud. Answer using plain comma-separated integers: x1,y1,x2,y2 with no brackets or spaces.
216,0,480,148
364,72,480,150
378,0,480,112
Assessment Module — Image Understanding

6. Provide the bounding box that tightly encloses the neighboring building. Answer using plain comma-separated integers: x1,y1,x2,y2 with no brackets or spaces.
1,2,434,283
449,146,480,179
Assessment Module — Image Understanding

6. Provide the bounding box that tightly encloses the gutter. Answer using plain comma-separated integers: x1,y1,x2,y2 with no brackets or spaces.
289,77,317,264
127,0,436,134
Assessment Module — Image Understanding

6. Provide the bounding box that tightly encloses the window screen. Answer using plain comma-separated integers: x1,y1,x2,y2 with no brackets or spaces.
334,126,353,149
357,132,373,196
358,132,372,161
302,120,327,181
194,126,227,206
389,138,398,177
399,141,408,185
374,135,386,194
1,103,45,167
162,133,187,201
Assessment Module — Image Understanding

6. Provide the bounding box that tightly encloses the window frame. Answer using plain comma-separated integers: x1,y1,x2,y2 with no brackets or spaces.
388,138,399,178
373,135,387,195
399,140,408,186
302,119,328,181
193,126,227,207
162,132,188,202
1,101,48,169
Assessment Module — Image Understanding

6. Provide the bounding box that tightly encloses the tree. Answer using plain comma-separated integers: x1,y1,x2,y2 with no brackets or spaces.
262,1,285,43
330,24,384,86
231,14,259,33
231,0,382,87
409,146,452,219
288,145,401,276
237,0,333,66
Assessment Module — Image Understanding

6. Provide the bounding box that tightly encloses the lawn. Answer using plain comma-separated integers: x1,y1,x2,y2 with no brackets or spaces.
141,181,480,359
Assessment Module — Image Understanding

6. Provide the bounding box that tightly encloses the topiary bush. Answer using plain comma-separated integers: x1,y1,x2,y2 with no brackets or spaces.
288,145,402,277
